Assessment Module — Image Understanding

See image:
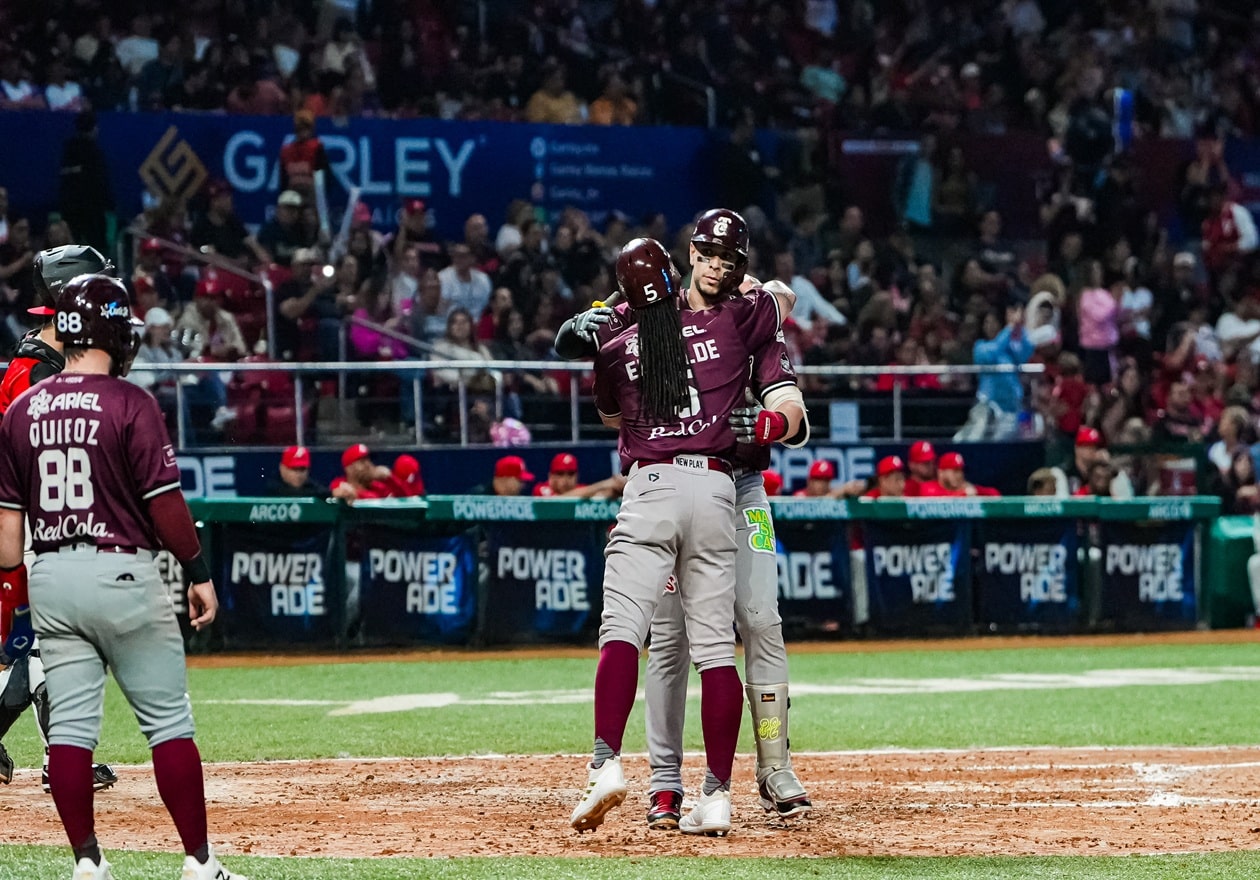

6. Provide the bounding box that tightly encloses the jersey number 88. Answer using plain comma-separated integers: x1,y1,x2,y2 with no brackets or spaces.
38,448,95,512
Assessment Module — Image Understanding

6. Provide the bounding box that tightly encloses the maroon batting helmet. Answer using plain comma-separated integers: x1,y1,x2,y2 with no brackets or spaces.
54,275,141,377
616,238,676,309
30,245,114,316
691,208,749,294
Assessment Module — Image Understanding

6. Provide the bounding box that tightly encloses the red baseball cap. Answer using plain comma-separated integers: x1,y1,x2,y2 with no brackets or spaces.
404,198,427,215
877,455,905,477
762,469,783,496
909,441,936,463
342,443,371,468
1075,426,1103,447
281,445,311,469
550,452,578,474
808,460,836,480
938,452,965,471
140,237,162,254
495,455,535,481
392,454,425,496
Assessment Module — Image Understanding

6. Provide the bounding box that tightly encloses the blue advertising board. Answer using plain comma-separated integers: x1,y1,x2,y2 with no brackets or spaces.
975,519,1082,632
0,110,719,239
864,520,972,635
1098,521,1198,630
772,519,851,636
356,528,478,645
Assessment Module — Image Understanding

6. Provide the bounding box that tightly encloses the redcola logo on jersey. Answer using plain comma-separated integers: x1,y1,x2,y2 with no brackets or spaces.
31,512,115,544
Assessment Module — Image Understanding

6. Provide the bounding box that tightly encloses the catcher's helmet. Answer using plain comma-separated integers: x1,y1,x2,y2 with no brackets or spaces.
691,208,749,295
615,238,676,310
54,275,141,377
31,245,114,316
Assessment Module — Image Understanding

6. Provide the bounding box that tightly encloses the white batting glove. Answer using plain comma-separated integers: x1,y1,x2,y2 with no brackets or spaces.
572,306,615,343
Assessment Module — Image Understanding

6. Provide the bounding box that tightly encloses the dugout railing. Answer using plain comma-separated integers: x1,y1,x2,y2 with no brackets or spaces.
174,494,1230,653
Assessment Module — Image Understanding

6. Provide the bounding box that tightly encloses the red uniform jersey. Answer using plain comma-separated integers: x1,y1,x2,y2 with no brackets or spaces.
0,335,64,418
905,478,946,497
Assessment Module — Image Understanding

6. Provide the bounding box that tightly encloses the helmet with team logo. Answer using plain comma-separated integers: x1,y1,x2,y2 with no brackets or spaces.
690,208,749,295
30,245,115,317
615,237,677,310
54,275,141,377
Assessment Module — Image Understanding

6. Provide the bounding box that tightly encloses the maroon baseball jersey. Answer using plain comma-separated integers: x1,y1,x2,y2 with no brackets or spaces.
595,292,780,471
731,332,799,473
0,374,181,553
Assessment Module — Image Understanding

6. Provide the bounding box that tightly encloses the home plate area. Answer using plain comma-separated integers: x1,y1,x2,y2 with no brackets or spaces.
5,747,1260,858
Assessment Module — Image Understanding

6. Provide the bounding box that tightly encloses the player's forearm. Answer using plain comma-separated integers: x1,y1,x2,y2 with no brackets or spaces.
762,385,810,448
146,491,211,582
0,509,23,569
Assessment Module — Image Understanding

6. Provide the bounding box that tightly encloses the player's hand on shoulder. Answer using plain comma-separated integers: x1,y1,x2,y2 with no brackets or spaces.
572,306,615,342
187,581,218,630
760,279,797,317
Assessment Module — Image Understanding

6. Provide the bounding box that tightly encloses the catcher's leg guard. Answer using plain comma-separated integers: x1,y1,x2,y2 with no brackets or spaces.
0,653,32,739
746,683,812,818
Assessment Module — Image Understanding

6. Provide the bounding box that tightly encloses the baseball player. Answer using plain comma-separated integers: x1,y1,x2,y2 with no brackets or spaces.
566,237,791,837
0,275,247,880
557,210,814,827
0,245,118,794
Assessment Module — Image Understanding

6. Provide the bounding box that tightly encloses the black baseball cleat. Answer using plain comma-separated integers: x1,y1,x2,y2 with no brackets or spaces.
646,789,683,830
42,763,118,793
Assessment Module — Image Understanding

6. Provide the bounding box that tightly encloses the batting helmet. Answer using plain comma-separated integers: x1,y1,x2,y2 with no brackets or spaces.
616,238,676,309
691,208,749,294
30,245,114,316
54,275,141,377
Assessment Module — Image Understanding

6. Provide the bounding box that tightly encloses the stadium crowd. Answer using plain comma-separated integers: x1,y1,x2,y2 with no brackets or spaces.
1,1,1259,504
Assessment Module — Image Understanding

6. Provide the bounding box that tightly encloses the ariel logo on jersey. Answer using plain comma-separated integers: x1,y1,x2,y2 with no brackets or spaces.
26,389,52,421
756,717,782,741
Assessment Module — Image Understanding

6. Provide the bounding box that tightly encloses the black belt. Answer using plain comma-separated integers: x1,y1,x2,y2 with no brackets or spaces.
631,455,733,477
51,543,140,555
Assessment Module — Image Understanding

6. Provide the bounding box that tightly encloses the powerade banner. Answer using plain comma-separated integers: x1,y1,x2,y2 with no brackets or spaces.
215,523,340,645
357,529,477,644
864,520,971,635
1098,522,1198,630
483,522,605,643
174,439,1042,498
772,515,851,636
975,520,1081,632
0,110,716,239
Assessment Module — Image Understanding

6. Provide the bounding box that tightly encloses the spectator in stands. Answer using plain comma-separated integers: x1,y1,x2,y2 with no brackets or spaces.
933,146,979,236
264,446,330,498
331,443,393,502
348,276,409,361
391,199,447,272
279,110,329,200
905,442,943,496
588,69,638,126
113,13,158,78
0,55,45,109
135,31,184,110
385,454,426,498
439,243,493,318
1153,378,1209,443
937,452,999,497
225,60,289,115
191,180,265,267
58,111,113,254
167,60,224,112
771,249,844,334
275,248,349,362
468,455,536,496
494,199,533,259
1049,351,1090,441
959,210,1021,305
477,287,514,342
1063,426,1105,495
129,237,175,308
177,270,247,362
1221,448,1260,514
43,56,84,112
462,213,499,274
525,61,582,125
1209,406,1253,477
716,108,777,215
405,268,447,346
431,307,496,395
1099,359,1146,444
957,305,1035,440
1202,181,1259,290
1026,467,1060,496
256,190,314,267
0,216,35,345
126,306,182,428
1075,458,1117,498
794,460,836,497
322,18,376,92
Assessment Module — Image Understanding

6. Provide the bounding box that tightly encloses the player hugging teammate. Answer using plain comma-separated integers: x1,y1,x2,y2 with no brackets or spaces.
558,210,813,836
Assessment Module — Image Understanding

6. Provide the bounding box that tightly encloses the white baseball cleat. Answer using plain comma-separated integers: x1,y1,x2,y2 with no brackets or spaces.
72,857,113,880
679,788,732,836
181,845,249,880
570,756,627,832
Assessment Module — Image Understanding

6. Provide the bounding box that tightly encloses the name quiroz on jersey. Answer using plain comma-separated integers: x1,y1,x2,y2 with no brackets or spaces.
26,387,104,447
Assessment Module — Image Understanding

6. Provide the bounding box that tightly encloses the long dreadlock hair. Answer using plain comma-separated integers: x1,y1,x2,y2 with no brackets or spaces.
635,299,691,424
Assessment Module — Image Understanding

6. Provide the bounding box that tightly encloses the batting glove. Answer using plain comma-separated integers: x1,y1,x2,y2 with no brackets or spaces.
730,406,789,445
571,306,615,343
1,605,33,663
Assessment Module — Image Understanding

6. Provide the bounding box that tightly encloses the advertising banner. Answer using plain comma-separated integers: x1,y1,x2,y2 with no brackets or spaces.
357,528,478,644
483,521,605,643
771,519,851,636
214,522,340,645
975,519,1081,632
1098,522,1198,630
864,520,972,635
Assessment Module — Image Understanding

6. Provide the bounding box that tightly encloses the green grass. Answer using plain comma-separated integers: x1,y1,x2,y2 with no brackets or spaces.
5,850,1260,880
4,642,1259,767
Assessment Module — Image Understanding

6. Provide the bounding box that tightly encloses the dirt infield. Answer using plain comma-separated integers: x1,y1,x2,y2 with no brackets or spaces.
5,746,1260,858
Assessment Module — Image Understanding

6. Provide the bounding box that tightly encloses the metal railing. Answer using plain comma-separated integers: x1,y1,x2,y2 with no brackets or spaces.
149,360,1043,449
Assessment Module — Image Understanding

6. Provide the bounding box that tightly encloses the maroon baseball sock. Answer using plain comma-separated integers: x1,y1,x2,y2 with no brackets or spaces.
699,665,743,789
152,738,208,857
48,745,96,857
592,640,640,760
